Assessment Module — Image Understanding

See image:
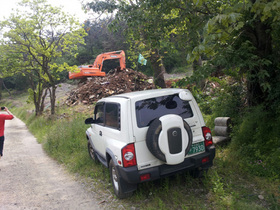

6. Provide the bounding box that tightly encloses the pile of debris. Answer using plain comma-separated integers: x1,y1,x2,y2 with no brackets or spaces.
66,68,155,106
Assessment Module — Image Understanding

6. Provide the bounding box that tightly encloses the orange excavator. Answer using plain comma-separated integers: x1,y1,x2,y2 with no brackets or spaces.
69,50,126,79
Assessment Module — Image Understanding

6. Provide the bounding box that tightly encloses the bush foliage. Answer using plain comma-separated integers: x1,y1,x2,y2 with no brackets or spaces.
189,78,280,179
230,106,280,179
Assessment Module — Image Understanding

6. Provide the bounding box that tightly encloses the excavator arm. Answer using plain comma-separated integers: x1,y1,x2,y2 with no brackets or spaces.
69,50,126,79
92,50,126,70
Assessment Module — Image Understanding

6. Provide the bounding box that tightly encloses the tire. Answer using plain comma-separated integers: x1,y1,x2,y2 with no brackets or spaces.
109,160,134,199
146,117,193,163
146,118,166,161
88,141,98,162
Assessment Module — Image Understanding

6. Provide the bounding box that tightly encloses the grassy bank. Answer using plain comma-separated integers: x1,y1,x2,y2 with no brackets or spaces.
2,92,279,209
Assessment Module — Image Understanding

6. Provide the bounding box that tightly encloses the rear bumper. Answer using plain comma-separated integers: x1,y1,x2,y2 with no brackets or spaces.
117,145,215,184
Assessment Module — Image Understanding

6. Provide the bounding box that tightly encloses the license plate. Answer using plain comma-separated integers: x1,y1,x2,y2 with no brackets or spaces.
188,142,205,155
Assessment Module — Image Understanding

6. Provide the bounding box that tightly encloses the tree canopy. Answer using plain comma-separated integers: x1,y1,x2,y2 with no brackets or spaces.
187,0,280,107
1,0,279,112
87,0,280,108
0,0,87,115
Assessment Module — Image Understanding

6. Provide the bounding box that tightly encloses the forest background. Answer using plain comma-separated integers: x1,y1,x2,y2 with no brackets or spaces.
0,0,279,208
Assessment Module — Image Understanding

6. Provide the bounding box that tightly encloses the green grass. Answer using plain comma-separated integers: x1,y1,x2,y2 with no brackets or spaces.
1,91,280,209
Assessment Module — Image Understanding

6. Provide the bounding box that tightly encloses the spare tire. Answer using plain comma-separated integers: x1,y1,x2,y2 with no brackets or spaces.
146,115,193,164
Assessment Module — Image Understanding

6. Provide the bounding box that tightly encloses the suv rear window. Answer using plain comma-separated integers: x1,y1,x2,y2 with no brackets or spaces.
135,94,193,128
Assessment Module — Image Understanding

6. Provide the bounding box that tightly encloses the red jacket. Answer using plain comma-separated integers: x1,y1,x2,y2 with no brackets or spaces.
0,114,14,136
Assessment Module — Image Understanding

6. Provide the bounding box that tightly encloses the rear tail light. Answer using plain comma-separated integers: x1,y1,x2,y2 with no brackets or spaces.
202,126,213,147
140,173,151,181
122,143,137,168
202,156,209,163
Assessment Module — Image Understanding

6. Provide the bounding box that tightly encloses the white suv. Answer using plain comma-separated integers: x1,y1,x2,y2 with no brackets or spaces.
85,88,215,198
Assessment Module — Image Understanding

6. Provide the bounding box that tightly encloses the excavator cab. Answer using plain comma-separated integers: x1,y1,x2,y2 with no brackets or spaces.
69,50,126,79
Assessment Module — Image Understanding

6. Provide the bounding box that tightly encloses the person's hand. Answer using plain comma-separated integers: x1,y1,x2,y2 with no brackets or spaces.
4,107,13,117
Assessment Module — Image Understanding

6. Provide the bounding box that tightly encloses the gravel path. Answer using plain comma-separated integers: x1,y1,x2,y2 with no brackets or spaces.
0,117,101,210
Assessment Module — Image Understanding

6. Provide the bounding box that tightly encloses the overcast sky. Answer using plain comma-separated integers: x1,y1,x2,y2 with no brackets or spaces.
0,0,91,22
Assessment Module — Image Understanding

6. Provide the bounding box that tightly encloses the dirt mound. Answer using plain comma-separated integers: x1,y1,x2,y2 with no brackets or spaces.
66,68,155,106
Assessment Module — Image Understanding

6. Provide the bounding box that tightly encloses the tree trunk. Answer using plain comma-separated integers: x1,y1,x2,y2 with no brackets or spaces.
33,83,44,116
42,60,57,115
150,49,166,88
49,85,57,115
0,79,10,99
245,18,272,106
39,88,48,114
0,78,2,100
192,56,202,72
29,78,44,116
2,81,12,96
33,90,40,116
193,56,205,89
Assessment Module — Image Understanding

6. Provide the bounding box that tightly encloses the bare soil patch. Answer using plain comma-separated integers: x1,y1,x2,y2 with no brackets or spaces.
0,117,103,209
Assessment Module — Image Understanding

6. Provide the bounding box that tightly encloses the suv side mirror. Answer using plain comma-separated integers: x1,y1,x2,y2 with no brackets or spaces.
85,118,95,124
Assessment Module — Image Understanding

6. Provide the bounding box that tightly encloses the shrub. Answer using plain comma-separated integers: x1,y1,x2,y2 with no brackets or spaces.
188,76,245,129
187,76,280,179
230,105,280,179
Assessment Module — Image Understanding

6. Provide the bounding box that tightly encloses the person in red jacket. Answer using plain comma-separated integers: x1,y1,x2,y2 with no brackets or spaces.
0,107,14,159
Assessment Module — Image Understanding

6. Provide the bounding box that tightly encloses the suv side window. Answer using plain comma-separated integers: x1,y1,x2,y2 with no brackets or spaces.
94,103,104,125
104,103,120,130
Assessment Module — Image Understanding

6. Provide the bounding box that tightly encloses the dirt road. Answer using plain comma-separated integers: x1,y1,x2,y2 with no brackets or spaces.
0,117,102,210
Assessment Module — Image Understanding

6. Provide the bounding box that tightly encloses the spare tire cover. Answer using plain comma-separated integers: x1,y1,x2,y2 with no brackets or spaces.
146,114,193,165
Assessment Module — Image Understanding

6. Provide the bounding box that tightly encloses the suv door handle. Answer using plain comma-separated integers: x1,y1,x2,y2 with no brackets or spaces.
99,131,102,136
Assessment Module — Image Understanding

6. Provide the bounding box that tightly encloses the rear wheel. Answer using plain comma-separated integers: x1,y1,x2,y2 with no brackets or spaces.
109,160,134,199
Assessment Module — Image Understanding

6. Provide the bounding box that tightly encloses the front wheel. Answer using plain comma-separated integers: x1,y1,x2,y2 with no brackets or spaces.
88,141,98,162
109,160,134,199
